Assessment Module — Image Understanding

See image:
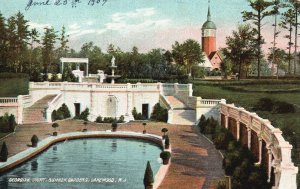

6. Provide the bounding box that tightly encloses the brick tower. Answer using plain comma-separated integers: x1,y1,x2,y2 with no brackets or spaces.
201,1,216,56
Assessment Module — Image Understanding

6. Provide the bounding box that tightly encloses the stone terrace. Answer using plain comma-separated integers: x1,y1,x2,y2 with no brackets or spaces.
0,120,224,189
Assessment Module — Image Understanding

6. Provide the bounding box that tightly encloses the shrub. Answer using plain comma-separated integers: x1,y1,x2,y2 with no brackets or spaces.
104,117,116,123
132,107,144,120
95,116,103,123
31,135,39,147
143,161,154,187
212,127,234,150
161,128,168,138
59,103,71,118
111,122,118,131
0,113,16,132
199,117,218,135
160,151,171,159
8,114,16,132
198,115,207,133
272,101,295,113
75,108,89,120
0,142,8,162
253,98,274,111
52,123,59,130
118,115,125,123
151,103,168,122
52,104,71,121
51,110,57,122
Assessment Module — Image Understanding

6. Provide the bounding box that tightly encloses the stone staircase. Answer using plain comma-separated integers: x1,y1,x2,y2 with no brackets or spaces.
22,95,57,124
165,96,196,125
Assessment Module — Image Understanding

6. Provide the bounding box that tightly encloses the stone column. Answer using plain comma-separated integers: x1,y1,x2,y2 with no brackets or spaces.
258,137,262,164
225,115,228,129
188,83,193,97
267,148,272,183
236,120,240,140
247,128,251,150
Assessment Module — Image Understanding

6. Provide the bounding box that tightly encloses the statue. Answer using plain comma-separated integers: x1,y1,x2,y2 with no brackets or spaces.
111,56,116,66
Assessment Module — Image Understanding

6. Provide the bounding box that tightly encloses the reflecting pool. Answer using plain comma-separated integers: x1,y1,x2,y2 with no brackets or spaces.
0,138,162,189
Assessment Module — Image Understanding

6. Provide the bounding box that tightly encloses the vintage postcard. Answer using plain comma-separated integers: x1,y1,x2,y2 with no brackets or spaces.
0,0,299,189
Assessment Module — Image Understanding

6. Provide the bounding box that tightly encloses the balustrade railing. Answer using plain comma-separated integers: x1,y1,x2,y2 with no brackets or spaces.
0,98,18,104
220,102,298,189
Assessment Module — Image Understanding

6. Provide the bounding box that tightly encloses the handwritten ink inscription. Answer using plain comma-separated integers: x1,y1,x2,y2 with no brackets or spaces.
25,0,108,11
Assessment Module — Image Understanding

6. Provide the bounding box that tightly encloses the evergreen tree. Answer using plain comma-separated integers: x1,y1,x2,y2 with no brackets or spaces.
42,27,57,74
0,13,7,71
0,142,8,162
280,8,295,75
143,161,154,187
15,11,30,73
242,0,274,79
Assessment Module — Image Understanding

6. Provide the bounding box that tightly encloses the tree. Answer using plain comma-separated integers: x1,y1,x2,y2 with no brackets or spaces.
42,27,57,74
0,142,8,162
242,0,274,79
28,28,40,72
220,58,233,79
143,161,154,188
0,13,7,71
6,15,17,72
270,0,282,77
58,25,69,58
285,0,300,75
280,8,295,75
15,11,30,73
267,48,287,78
172,39,204,76
222,24,256,79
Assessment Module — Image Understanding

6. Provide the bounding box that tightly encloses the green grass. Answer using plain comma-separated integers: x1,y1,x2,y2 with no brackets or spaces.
0,78,29,97
0,132,11,139
192,81,300,185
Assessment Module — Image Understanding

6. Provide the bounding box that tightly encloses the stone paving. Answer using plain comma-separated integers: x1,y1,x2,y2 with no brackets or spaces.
0,120,224,189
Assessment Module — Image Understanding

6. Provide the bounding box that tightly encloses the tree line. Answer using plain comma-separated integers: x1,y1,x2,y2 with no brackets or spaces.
223,0,300,79
0,11,205,82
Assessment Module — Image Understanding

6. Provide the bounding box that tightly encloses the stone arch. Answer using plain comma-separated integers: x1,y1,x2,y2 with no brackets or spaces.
228,117,237,139
239,123,248,147
251,130,260,162
106,95,118,118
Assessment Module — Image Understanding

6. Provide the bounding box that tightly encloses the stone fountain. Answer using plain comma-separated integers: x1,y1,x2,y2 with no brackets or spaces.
107,56,120,84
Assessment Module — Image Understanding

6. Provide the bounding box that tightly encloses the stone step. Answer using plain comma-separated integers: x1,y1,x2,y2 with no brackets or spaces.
166,96,188,109
22,95,57,124
172,109,196,125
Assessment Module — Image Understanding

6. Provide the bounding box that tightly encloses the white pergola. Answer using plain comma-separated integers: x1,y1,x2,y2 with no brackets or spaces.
60,58,89,76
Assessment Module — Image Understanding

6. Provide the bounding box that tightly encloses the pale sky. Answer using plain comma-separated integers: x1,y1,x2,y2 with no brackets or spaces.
0,0,289,53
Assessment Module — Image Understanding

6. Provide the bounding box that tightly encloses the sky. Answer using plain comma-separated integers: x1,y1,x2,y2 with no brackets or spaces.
0,0,289,53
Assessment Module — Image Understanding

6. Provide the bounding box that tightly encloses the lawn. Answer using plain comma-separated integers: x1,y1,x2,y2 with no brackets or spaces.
0,78,29,97
192,80,300,184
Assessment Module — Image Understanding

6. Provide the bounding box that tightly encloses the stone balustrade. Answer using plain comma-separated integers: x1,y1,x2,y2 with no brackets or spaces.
29,82,163,92
0,97,18,105
220,102,298,189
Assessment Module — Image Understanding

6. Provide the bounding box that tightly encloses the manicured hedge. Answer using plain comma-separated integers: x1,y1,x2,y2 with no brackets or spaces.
0,72,29,79
253,98,295,114
95,115,125,123
0,113,16,132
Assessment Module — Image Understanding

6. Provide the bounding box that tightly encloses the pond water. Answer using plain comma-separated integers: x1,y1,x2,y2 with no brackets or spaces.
0,138,162,189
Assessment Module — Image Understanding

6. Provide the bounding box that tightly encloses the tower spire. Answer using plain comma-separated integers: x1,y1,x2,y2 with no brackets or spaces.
207,0,211,21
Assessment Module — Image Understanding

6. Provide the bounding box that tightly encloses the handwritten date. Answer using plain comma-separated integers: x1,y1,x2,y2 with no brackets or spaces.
25,0,108,11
